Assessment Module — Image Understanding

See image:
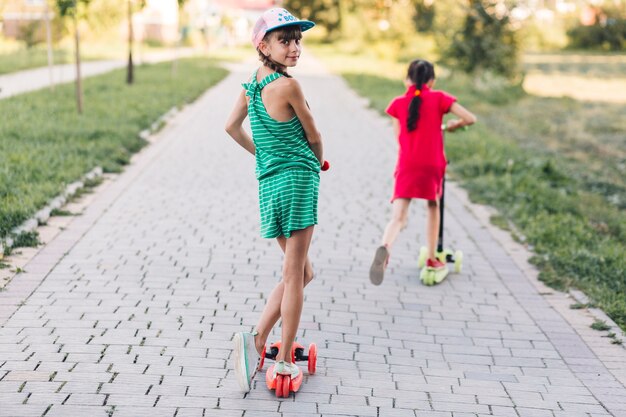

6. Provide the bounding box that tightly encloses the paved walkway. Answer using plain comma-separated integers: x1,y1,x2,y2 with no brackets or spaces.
0,56,625,417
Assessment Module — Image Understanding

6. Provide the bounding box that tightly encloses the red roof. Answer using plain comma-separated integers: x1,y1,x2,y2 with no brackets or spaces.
214,0,276,10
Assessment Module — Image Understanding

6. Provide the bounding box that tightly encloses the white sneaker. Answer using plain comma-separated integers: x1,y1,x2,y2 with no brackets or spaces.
233,331,261,392
273,360,300,379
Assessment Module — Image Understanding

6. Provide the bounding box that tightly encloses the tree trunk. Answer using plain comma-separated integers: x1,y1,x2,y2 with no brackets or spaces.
127,0,134,84
73,13,83,114
172,5,181,78
44,0,54,90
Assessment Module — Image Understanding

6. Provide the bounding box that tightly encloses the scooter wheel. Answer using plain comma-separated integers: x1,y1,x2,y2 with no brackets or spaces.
454,250,463,273
308,343,317,375
281,375,291,398
275,374,284,398
417,247,428,268
422,270,435,286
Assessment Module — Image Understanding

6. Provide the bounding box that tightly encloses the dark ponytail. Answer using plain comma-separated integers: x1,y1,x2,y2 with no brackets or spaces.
257,26,303,78
406,59,435,131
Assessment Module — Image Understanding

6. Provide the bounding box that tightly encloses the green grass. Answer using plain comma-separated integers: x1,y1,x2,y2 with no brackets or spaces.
0,39,178,75
0,58,228,239
523,52,626,78
12,231,40,248
50,209,74,216
313,46,626,332
591,320,611,331
0,47,74,75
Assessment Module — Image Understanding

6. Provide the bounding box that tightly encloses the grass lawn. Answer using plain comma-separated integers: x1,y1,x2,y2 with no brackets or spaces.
0,46,75,75
0,58,228,240
313,45,626,331
0,48,72,75
0,38,177,75
523,52,626,103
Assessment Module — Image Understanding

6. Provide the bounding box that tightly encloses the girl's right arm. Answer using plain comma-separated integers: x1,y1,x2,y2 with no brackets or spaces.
225,90,255,155
445,103,477,132
284,79,324,165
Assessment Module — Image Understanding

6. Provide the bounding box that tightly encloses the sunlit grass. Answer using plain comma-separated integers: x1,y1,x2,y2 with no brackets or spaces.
0,58,228,238
522,52,626,103
0,37,179,75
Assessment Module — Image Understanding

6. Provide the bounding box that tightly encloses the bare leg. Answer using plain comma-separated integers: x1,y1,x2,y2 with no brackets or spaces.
426,199,439,260
381,198,411,250
274,226,313,362
254,235,314,355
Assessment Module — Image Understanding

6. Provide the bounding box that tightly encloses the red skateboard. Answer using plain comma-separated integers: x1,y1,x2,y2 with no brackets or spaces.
259,341,317,398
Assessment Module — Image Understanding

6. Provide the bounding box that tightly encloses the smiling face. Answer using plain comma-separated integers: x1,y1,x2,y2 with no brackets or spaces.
258,26,303,68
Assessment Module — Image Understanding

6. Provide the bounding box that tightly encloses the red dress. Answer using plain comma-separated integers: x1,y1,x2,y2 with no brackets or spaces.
386,84,456,201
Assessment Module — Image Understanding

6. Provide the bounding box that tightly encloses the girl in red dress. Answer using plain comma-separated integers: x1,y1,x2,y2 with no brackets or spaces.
369,59,477,285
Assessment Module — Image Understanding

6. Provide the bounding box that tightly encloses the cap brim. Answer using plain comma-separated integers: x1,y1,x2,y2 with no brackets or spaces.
267,20,315,34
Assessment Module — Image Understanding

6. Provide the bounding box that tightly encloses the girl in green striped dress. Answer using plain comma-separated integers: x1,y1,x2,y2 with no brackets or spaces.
225,8,324,393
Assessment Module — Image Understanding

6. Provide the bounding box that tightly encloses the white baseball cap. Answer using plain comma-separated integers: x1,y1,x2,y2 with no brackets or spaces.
252,8,315,49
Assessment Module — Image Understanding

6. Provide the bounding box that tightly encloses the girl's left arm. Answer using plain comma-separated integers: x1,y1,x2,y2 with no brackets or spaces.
286,80,324,165
225,90,255,155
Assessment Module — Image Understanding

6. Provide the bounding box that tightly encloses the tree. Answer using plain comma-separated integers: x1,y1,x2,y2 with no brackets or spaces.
283,0,342,40
442,0,519,78
17,21,43,48
57,0,90,113
172,0,188,77
413,0,435,33
44,0,55,91
567,4,626,51
126,0,145,84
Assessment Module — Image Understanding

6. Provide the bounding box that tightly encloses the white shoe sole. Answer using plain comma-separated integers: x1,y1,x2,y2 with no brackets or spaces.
233,333,251,392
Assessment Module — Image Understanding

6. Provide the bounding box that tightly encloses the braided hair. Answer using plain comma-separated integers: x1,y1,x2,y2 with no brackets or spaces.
257,26,302,78
406,59,435,131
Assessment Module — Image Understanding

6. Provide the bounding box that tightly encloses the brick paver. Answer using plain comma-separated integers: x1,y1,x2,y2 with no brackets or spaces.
1,56,625,417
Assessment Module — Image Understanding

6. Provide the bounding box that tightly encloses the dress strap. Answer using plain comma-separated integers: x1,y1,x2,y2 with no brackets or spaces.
242,70,283,98
258,72,283,89
241,69,260,97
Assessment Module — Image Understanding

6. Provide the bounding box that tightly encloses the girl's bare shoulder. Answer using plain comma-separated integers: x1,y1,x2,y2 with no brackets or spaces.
273,77,303,97
275,75,300,88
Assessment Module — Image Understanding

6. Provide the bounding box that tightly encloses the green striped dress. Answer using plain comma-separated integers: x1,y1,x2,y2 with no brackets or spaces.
243,70,320,239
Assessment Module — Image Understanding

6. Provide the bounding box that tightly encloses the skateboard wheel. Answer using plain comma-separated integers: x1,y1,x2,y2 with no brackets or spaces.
281,375,291,398
417,247,428,268
275,374,284,397
308,343,317,374
454,250,463,273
